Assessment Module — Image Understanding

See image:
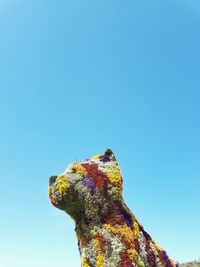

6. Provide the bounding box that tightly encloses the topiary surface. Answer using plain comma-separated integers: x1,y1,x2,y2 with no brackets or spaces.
49,149,177,267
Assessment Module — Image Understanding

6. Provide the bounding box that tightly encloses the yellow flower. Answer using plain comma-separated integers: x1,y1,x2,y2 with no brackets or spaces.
150,241,158,256
93,238,100,252
71,163,87,176
103,224,134,244
82,258,90,267
92,154,100,160
93,238,104,267
128,248,137,259
48,187,52,197
96,254,104,267
133,220,139,239
128,248,145,267
104,167,122,190
48,187,55,203
56,175,70,195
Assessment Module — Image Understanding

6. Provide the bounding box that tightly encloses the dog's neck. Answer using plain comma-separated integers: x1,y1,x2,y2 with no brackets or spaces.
67,200,177,267
74,200,132,234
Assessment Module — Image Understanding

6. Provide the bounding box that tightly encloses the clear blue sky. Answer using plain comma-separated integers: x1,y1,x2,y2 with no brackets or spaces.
0,1,200,266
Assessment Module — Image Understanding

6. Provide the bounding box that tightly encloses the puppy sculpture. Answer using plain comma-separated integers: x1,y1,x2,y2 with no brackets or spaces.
48,149,177,267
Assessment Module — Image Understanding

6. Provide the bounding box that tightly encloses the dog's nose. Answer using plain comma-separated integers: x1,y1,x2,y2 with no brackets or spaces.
49,175,57,185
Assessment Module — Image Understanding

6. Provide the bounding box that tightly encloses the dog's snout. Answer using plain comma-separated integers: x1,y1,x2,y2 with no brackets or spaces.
49,175,57,185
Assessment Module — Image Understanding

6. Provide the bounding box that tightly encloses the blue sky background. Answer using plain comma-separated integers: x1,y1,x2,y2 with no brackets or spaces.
0,0,200,266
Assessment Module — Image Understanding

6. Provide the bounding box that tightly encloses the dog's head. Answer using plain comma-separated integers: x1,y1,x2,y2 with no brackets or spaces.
48,149,123,221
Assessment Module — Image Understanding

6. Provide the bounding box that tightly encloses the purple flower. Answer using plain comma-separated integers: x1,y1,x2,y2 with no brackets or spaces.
121,205,133,229
162,251,173,267
84,177,95,195
99,154,110,162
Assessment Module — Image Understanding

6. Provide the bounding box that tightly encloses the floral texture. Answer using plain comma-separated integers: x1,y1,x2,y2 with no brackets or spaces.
48,149,177,267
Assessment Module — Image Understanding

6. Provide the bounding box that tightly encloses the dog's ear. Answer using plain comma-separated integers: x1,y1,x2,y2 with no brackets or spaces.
104,148,117,161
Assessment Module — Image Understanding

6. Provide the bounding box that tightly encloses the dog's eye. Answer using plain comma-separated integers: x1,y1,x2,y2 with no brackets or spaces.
71,168,77,174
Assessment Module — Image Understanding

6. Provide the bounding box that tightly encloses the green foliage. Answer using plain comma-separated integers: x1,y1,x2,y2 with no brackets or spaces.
179,260,200,267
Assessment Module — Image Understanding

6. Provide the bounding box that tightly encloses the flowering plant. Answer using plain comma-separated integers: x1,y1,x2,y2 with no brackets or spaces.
49,149,177,267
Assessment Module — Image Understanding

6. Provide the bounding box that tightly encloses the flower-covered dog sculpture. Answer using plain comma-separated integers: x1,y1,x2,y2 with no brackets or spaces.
48,149,177,267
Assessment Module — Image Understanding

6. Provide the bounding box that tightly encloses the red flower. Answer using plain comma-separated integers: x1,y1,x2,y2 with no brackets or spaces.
81,163,109,189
